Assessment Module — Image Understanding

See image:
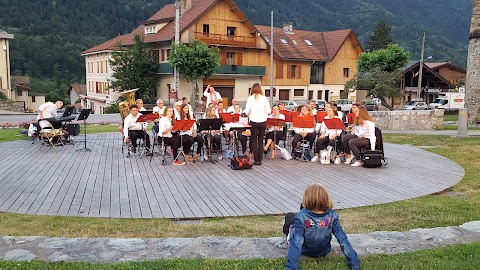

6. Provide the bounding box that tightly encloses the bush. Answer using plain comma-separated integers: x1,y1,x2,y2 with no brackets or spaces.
0,92,9,101
104,103,119,114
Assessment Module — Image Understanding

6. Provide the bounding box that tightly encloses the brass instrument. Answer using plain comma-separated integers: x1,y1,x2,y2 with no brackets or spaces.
118,88,138,122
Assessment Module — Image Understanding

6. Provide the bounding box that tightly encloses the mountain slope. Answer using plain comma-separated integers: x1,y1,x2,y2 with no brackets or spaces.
0,0,472,92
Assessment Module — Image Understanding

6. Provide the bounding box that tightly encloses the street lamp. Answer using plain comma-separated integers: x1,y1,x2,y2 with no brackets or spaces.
417,32,433,103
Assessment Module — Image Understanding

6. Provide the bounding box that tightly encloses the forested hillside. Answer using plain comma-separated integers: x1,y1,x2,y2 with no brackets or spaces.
0,0,472,101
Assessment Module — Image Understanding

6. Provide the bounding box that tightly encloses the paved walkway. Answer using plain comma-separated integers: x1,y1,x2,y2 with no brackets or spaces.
0,132,464,219
0,221,479,262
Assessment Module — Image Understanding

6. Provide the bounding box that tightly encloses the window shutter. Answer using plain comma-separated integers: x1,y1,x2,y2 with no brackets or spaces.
287,65,292,79
220,51,227,65
161,50,165,62
276,64,283,78
237,52,243,66
297,65,302,79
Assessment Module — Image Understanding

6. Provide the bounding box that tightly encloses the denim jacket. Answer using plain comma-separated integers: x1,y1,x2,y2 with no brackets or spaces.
286,208,360,270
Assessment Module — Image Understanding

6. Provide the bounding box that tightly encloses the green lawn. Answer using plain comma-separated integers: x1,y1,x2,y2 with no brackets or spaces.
0,243,478,269
0,127,28,142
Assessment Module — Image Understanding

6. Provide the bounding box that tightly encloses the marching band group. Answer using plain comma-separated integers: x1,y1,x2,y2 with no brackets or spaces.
123,83,376,166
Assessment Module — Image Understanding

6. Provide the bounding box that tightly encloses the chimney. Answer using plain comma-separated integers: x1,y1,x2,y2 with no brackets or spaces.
283,22,293,34
181,0,193,15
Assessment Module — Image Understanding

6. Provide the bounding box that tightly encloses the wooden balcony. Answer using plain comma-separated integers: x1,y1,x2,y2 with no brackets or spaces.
157,63,266,76
194,32,257,48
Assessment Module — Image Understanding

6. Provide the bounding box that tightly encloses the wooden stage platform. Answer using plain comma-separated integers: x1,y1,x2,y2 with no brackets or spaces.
0,132,464,219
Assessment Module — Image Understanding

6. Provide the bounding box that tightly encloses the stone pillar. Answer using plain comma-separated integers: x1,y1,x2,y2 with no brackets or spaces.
458,109,468,137
466,0,480,123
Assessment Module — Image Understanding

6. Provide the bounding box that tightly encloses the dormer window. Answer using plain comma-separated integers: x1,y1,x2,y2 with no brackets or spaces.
280,38,287,44
304,40,313,46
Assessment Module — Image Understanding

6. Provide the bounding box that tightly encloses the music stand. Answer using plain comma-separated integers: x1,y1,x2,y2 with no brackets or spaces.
292,115,315,161
199,118,223,163
221,113,240,123
266,118,285,159
316,111,328,123
324,118,346,130
76,109,92,152
224,122,251,157
172,119,196,163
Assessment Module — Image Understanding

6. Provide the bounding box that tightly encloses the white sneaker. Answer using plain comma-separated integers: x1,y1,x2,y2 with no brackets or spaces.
334,157,341,164
218,156,223,160
351,161,362,167
345,156,354,164
311,155,319,162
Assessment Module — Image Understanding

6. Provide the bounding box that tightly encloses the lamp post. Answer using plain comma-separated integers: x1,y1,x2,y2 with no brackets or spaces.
417,33,432,103
174,0,180,93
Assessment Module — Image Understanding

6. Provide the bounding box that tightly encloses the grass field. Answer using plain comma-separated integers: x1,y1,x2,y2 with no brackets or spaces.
0,243,478,269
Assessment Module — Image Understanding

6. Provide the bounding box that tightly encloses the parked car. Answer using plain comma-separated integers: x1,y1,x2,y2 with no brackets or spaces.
313,100,326,110
279,100,298,111
402,99,428,110
336,99,354,111
361,100,379,111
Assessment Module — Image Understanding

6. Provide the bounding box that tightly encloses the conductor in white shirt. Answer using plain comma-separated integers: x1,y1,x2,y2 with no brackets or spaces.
123,104,151,154
244,83,271,165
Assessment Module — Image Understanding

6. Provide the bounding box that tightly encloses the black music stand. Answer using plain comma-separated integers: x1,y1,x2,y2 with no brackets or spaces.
199,118,223,163
76,109,92,152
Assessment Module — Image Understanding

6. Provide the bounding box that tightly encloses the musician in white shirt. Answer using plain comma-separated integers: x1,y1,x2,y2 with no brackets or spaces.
181,97,195,119
179,104,203,162
291,105,316,153
153,99,165,115
136,99,146,111
203,84,222,107
342,106,376,167
311,106,342,163
244,83,271,165
309,100,318,116
123,104,151,154
264,104,285,160
158,107,184,165
227,99,242,113
37,101,63,120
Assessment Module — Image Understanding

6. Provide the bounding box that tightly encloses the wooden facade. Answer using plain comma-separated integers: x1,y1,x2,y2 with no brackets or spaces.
324,35,362,85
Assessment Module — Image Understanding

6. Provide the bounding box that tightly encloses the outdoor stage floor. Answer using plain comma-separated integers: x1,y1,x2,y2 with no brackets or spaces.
0,132,464,219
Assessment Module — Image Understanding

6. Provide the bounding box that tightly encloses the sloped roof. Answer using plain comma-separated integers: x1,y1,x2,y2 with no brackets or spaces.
16,84,32,91
255,25,357,61
0,29,14,39
83,0,218,53
83,0,258,53
68,84,87,96
12,76,30,86
426,62,466,73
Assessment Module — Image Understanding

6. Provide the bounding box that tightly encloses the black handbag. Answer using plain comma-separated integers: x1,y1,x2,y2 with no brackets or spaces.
230,155,253,170
362,150,387,168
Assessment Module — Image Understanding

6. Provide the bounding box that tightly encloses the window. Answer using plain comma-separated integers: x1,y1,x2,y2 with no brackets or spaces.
226,52,235,65
290,65,297,78
166,49,171,58
203,24,210,34
105,60,108,73
304,40,313,46
17,90,22,96
310,62,324,84
32,96,36,102
152,50,160,63
343,68,350,77
227,27,236,37
280,38,287,44
294,89,304,97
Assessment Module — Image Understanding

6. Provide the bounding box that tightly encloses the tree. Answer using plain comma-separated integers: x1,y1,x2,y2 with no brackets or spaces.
109,34,158,103
168,40,220,108
345,44,409,110
366,19,393,52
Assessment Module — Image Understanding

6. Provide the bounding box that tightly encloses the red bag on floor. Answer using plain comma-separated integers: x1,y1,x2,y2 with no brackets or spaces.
230,155,253,170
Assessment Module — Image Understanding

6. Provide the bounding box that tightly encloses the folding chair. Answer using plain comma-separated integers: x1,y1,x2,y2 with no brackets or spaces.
38,120,64,150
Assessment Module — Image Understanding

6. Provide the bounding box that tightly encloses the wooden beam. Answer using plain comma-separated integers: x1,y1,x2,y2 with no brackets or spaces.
230,6,237,11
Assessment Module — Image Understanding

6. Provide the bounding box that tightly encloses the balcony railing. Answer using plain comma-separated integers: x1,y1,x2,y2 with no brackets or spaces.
194,32,257,48
157,63,266,76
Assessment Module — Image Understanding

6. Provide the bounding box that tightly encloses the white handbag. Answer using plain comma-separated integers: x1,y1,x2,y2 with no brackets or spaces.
320,145,335,164
276,145,292,160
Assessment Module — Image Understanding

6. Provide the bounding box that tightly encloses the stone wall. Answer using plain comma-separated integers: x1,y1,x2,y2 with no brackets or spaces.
370,109,444,130
0,101,25,112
